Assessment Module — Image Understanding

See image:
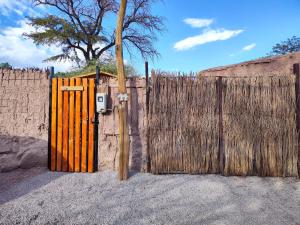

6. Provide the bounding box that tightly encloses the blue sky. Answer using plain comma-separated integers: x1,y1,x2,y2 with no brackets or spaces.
0,0,300,73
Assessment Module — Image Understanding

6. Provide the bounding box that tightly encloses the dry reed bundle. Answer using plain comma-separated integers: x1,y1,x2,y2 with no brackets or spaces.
148,72,298,177
148,73,219,174
222,75,298,177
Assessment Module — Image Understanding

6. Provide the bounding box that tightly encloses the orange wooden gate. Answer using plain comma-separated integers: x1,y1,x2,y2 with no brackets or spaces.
49,77,97,173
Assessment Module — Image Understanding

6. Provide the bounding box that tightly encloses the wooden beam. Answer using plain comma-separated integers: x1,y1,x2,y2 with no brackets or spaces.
68,78,75,172
50,78,57,171
75,78,82,172
293,63,300,178
88,79,95,173
74,71,117,78
61,86,84,91
56,78,63,171
62,79,69,172
81,79,88,172
116,0,129,180
217,77,224,174
48,67,54,170
145,61,151,172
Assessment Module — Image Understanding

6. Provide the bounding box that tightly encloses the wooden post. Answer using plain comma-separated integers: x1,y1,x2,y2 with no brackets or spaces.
145,61,151,172
293,63,300,177
94,66,100,172
116,0,129,180
217,77,225,174
145,61,149,114
48,67,54,170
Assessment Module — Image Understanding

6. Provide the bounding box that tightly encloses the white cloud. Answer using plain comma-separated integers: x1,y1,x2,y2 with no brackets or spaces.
242,43,256,51
174,29,244,51
0,0,44,17
0,20,75,72
183,18,214,28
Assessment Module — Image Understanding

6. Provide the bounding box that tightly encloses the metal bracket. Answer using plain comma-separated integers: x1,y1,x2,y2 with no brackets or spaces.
117,93,129,102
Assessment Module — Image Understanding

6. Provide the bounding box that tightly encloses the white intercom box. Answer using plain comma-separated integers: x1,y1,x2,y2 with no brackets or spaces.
96,93,108,113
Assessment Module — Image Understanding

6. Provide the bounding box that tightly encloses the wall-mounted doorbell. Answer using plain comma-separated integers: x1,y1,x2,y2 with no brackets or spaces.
96,93,108,113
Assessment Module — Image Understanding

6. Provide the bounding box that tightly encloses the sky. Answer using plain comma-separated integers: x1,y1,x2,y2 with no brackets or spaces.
0,0,300,74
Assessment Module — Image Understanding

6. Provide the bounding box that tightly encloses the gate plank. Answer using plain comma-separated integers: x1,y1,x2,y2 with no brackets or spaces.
51,78,57,171
62,79,69,171
68,78,75,172
81,78,88,172
75,78,81,172
88,79,95,173
56,78,63,171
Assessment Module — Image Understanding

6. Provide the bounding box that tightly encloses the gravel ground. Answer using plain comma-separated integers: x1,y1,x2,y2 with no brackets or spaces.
0,168,300,225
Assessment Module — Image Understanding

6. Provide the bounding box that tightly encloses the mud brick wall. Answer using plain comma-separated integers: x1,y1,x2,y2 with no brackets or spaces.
200,52,300,77
0,69,147,172
0,69,49,139
98,78,147,172
0,69,49,172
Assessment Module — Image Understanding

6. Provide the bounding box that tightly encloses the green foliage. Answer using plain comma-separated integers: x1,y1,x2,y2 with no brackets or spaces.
0,62,12,69
55,60,137,77
269,36,300,56
26,0,163,64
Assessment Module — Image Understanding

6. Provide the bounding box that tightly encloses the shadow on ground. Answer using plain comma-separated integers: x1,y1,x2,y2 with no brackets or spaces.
0,167,65,205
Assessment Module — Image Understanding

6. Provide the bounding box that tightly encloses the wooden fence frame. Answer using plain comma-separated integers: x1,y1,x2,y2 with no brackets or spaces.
294,63,300,177
148,65,300,177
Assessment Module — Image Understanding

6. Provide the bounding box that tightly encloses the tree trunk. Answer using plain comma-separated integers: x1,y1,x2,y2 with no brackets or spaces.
116,0,129,180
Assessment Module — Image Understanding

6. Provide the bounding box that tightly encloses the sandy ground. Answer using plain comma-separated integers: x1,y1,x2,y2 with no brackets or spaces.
0,168,300,225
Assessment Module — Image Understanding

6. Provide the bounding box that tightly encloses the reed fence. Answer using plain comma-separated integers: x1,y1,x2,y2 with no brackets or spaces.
148,72,300,177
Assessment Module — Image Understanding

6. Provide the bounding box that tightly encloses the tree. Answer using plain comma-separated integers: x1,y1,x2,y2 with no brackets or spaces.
25,0,163,64
55,60,137,77
0,62,12,69
269,36,300,56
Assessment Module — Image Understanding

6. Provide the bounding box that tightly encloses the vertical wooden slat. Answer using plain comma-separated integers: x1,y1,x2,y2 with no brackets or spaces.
56,78,63,171
88,79,95,172
217,77,224,174
81,78,88,172
293,64,300,177
50,78,57,171
75,78,82,172
145,62,151,172
68,78,75,172
62,79,69,171
48,68,54,170
93,67,100,171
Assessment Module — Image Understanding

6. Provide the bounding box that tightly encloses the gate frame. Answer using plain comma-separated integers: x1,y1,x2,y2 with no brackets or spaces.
48,67,99,172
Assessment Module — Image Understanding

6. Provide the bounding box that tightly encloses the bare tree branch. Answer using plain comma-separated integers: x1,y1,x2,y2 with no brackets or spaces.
28,0,164,64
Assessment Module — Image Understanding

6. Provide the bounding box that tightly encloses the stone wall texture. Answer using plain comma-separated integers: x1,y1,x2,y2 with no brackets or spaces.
0,69,147,172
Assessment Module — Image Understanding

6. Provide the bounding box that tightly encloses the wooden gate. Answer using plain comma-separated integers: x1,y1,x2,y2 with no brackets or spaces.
49,77,97,173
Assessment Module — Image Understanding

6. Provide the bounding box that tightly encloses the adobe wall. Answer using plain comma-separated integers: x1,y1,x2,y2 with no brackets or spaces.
0,69,49,172
0,69,147,172
98,78,147,172
199,52,300,77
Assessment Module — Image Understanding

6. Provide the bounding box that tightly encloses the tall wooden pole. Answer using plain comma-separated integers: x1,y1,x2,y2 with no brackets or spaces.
116,0,129,180
145,62,151,172
293,63,300,177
